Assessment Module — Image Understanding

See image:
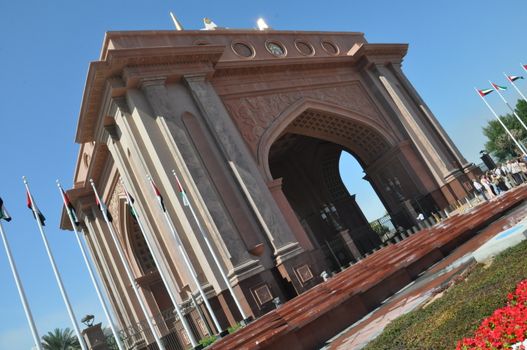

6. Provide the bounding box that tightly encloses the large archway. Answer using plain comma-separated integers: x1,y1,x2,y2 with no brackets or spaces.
266,108,431,265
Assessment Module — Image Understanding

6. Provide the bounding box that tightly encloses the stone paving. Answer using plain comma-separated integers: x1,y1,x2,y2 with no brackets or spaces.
209,186,527,350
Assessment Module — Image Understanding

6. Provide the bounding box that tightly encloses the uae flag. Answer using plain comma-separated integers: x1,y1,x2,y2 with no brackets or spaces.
176,181,190,207
61,188,80,226
0,197,12,222
26,191,46,226
478,88,494,97
151,181,166,212
491,82,507,91
507,75,524,82
95,195,113,222
125,192,138,221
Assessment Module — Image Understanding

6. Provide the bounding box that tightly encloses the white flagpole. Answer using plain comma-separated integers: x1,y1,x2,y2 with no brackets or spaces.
56,181,125,350
119,179,199,348
475,89,527,155
489,81,527,133
0,220,43,350
88,179,167,350
22,177,88,350
504,73,527,103
171,169,250,323
147,176,225,335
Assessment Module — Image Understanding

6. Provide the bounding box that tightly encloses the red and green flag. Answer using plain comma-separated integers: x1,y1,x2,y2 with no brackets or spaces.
175,181,190,207
0,197,12,222
26,191,46,226
151,180,166,212
95,194,113,222
478,88,494,97
60,188,80,226
125,192,138,221
507,75,524,82
491,82,507,91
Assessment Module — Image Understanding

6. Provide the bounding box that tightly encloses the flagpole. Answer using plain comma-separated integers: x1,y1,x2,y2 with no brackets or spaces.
119,179,200,349
504,73,527,103
171,169,250,323
489,80,527,133
56,181,125,350
88,179,167,350
0,220,43,350
475,89,527,155
147,176,225,336
22,177,88,350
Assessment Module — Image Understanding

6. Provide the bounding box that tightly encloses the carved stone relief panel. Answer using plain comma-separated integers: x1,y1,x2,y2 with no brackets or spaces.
223,83,383,155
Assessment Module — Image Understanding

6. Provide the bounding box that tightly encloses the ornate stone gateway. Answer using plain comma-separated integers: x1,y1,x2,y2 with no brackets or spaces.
62,29,478,346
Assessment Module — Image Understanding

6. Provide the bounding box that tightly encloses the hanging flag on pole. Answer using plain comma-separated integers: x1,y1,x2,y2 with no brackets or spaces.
491,82,507,91
148,177,166,212
57,181,126,350
504,72,527,104
23,177,88,350
125,191,138,221
26,190,46,226
474,88,527,155
171,169,250,322
94,194,113,222
0,197,12,222
120,178,200,348
90,179,167,350
507,75,524,82
488,80,527,134
477,88,494,97
60,188,80,226
174,176,190,207
147,174,226,335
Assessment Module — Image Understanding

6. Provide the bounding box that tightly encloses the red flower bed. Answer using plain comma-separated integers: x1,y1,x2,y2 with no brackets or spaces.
457,280,527,350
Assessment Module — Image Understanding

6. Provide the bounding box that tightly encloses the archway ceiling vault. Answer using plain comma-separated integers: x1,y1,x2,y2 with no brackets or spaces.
275,110,391,166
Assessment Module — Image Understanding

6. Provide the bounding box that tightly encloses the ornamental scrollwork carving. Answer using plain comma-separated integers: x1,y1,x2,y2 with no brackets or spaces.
224,83,380,154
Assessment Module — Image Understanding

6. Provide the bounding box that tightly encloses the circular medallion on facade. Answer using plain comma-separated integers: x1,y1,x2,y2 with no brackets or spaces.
321,40,339,55
294,40,315,56
265,41,287,57
231,41,255,58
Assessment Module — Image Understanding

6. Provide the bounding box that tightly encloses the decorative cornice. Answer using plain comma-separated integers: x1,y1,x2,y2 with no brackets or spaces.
75,45,225,144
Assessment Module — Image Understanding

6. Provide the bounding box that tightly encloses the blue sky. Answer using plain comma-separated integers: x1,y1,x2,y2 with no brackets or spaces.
0,0,526,349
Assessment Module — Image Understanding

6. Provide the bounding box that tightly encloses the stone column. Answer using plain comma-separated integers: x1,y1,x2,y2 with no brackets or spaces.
364,64,455,185
388,63,471,170
267,178,314,251
122,81,264,285
106,120,188,305
183,74,303,265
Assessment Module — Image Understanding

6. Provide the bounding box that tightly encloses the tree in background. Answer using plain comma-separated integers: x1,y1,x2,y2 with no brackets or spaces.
41,328,81,350
483,99,527,162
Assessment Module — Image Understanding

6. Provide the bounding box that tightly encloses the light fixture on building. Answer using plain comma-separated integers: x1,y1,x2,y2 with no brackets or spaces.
257,18,269,31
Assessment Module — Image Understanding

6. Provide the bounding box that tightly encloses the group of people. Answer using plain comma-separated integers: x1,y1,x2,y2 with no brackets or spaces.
472,157,527,200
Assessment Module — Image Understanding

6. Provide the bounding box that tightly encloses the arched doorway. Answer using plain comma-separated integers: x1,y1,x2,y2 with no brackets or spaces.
265,108,425,266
